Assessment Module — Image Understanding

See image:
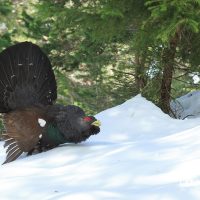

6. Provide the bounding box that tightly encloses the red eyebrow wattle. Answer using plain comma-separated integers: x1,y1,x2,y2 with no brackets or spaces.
84,116,92,121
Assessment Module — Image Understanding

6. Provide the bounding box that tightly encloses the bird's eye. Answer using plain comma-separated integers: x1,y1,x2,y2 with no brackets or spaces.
83,116,92,122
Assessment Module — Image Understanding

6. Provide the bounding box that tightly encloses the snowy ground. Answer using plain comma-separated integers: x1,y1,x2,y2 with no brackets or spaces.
1,94,200,200
171,90,200,119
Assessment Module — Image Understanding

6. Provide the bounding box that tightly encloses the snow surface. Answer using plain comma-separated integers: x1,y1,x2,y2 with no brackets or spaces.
171,90,200,119
1,94,200,199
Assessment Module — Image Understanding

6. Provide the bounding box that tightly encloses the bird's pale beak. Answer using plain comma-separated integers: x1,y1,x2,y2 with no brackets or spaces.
91,120,101,127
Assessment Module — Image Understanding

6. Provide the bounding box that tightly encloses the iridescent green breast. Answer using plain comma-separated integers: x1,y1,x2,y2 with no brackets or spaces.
46,124,66,145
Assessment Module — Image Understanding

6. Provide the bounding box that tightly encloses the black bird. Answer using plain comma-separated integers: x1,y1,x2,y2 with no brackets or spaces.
0,42,101,164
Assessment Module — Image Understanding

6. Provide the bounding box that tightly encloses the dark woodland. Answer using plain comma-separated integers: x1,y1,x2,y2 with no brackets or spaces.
0,0,200,130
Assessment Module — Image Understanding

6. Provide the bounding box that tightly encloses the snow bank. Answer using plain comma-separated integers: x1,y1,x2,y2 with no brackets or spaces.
0,94,200,200
94,94,200,141
171,90,200,119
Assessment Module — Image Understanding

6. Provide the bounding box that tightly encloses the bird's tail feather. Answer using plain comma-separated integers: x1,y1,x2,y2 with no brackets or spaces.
0,42,57,113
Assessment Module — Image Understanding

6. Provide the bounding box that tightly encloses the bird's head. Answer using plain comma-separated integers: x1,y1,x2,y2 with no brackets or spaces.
81,116,101,135
55,105,101,143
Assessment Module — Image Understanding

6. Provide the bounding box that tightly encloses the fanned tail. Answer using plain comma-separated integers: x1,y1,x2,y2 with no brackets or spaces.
0,42,57,113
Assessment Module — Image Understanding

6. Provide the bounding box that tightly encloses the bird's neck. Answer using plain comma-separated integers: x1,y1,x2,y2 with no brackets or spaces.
46,124,66,145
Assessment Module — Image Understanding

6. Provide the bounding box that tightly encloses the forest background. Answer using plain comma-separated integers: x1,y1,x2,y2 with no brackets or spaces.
0,0,200,127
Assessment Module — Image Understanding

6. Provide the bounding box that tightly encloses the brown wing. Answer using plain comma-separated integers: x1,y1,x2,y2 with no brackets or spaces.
2,107,47,164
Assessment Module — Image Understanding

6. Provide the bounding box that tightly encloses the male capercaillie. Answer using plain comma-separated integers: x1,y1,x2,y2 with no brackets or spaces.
0,42,101,164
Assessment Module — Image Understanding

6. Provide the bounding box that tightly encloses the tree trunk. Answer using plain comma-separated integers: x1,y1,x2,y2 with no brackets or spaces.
159,30,180,114
135,53,147,93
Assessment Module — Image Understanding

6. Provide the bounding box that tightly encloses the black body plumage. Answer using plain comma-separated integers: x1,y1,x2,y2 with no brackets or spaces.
0,42,100,164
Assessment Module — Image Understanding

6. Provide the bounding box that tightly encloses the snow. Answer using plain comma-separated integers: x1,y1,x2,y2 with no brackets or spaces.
171,90,200,119
1,94,200,199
